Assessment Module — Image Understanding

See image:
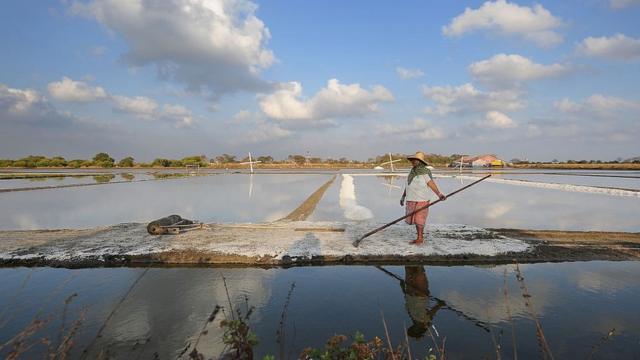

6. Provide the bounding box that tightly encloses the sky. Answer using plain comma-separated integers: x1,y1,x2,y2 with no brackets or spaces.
0,0,639,162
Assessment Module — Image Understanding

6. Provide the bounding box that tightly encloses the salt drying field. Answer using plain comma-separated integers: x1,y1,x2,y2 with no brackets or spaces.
1,169,639,358
311,172,640,232
0,169,638,231
0,173,331,229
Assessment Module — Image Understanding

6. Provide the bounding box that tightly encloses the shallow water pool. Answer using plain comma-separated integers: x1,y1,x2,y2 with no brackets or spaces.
1,261,639,359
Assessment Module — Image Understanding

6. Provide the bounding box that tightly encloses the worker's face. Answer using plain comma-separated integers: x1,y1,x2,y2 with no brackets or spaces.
410,159,419,166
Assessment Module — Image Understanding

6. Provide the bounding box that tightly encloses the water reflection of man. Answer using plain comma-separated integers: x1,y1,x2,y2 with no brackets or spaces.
402,266,445,338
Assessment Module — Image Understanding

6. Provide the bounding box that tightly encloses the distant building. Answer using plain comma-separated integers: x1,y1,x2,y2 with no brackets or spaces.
450,154,506,168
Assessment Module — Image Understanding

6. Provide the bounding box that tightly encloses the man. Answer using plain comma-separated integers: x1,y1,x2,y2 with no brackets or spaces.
400,151,446,245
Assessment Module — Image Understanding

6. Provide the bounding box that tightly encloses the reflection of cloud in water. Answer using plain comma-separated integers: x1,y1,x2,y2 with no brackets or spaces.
590,315,638,336
0,174,330,229
86,268,275,358
485,203,513,219
11,214,39,230
437,268,555,324
339,175,374,220
570,265,640,294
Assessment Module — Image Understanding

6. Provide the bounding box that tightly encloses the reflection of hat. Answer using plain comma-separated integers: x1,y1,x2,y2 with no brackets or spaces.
407,151,428,165
407,322,428,338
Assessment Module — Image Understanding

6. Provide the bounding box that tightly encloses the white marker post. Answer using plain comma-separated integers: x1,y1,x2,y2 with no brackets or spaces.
239,152,262,174
377,153,402,173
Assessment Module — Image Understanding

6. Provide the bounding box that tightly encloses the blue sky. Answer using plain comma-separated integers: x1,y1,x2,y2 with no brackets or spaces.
1,0,639,161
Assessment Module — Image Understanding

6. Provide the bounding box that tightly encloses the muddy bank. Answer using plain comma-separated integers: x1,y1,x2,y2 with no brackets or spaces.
0,221,638,268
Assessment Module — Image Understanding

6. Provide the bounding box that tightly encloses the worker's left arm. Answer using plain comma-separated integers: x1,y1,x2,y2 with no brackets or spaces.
427,179,446,201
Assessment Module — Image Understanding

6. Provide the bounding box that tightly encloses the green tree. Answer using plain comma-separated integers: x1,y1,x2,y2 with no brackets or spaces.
152,158,171,167
215,154,237,163
118,156,135,167
181,156,205,166
257,155,273,163
49,156,67,167
67,159,85,168
93,152,114,163
93,152,115,167
288,154,306,165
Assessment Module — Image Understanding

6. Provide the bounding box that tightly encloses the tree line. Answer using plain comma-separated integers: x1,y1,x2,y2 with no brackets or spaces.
1,153,638,168
0,153,209,168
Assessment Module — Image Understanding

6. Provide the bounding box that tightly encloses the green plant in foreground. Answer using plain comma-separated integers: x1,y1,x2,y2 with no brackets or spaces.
220,317,259,359
300,331,401,360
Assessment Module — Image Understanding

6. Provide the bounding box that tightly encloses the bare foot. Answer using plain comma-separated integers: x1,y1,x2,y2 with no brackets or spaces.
409,239,424,245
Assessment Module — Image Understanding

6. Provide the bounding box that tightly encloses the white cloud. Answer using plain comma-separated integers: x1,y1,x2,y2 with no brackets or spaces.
246,122,292,143
161,104,195,128
554,98,582,113
46,77,196,127
0,84,88,129
395,67,425,80
259,79,394,126
111,96,196,127
468,54,568,87
577,34,640,60
422,83,524,115
231,109,253,123
47,77,108,102
228,110,292,142
475,110,517,129
443,0,563,47
259,82,311,121
610,0,640,9
0,84,42,114
111,95,158,118
71,0,275,97
376,118,446,140
554,94,640,115
586,94,639,111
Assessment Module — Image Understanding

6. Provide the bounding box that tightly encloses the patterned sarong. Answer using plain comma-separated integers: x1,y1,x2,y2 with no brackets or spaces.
405,201,429,226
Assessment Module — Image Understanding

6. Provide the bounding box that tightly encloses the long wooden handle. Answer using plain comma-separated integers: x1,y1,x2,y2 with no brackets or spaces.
353,174,491,247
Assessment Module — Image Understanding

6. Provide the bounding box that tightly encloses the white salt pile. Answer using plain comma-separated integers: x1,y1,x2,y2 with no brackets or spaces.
339,174,374,220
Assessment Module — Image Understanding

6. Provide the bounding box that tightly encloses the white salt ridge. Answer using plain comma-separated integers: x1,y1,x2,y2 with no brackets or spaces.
339,174,374,220
449,175,640,198
0,222,530,263
349,173,640,198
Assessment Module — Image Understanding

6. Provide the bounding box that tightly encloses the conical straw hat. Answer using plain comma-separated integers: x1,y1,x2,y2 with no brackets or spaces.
406,151,428,165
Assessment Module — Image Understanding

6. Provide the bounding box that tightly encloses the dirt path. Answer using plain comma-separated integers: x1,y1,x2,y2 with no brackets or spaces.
277,175,337,221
